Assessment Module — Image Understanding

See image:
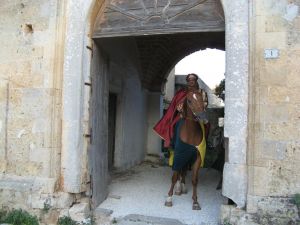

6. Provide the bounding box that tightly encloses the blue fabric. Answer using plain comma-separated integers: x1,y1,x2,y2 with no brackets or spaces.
172,119,197,171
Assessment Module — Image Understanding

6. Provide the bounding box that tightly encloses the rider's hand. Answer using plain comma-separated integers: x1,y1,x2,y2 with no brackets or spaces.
176,102,183,112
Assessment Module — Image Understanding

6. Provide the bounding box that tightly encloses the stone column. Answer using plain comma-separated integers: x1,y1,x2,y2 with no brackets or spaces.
61,0,95,193
221,0,249,208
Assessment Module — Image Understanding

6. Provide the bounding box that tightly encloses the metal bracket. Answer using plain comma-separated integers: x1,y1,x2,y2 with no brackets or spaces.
86,45,93,57
84,129,92,143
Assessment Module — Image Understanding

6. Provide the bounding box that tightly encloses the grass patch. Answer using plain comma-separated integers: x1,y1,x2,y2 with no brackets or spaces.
0,209,8,222
42,201,51,213
58,216,78,225
0,209,39,225
293,193,300,208
223,218,232,225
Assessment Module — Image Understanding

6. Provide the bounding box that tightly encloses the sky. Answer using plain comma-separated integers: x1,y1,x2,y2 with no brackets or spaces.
175,48,225,89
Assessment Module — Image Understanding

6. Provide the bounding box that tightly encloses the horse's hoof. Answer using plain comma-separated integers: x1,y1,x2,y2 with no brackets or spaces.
192,201,201,210
165,196,173,207
181,183,187,194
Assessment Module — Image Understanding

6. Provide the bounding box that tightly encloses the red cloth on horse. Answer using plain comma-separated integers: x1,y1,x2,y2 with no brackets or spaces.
153,89,187,147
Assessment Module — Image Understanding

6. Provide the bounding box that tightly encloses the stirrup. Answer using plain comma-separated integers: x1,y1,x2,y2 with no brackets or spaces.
165,196,173,207
174,181,182,195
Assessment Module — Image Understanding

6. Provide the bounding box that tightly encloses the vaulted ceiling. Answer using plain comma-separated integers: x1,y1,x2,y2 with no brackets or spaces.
96,32,224,92
93,0,225,92
134,32,225,91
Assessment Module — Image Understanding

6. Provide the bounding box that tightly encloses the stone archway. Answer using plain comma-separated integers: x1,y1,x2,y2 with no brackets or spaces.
61,0,249,209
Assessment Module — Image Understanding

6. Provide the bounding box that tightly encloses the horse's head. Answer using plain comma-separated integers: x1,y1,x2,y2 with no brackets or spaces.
185,91,205,117
176,88,207,121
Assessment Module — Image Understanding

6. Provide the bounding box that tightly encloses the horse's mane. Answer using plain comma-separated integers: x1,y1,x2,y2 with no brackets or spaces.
181,98,189,119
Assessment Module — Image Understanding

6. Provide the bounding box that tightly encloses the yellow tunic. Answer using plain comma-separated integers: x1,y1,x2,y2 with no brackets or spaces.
197,121,206,167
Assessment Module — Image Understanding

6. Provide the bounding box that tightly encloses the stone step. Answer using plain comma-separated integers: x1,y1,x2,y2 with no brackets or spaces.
114,214,185,225
93,209,186,225
93,207,113,225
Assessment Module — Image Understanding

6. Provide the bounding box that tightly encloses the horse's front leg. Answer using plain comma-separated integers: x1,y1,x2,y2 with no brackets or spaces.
180,169,188,194
175,171,182,195
165,171,179,207
192,152,201,210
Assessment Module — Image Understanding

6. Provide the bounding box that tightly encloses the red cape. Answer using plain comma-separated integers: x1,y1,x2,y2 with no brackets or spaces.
153,89,187,147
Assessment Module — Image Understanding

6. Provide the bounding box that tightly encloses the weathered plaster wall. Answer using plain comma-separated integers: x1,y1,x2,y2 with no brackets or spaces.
0,0,68,211
164,69,175,103
0,0,58,176
145,93,162,156
247,0,300,215
114,77,147,169
96,38,148,170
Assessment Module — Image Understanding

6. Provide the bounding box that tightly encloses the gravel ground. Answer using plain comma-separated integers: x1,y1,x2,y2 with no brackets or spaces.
97,162,226,225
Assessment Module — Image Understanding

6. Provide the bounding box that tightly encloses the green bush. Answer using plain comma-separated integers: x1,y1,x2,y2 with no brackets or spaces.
1,209,39,225
0,209,8,222
293,193,300,208
223,218,232,225
42,201,51,213
57,216,78,225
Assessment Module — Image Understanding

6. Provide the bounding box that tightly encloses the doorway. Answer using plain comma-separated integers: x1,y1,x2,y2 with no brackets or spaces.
88,0,227,211
61,0,250,218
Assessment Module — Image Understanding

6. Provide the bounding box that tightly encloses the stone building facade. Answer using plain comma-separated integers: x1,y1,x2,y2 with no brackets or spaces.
0,0,299,224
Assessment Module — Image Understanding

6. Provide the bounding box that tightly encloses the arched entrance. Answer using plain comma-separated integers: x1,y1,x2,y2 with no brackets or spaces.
61,0,249,214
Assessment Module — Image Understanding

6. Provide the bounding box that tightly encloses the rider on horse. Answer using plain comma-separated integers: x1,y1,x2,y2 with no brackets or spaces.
154,73,208,210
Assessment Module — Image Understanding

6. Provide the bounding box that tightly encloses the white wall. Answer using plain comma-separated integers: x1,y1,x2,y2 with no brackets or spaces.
146,93,162,155
114,77,147,169
97,38,148,170
164,68,175,103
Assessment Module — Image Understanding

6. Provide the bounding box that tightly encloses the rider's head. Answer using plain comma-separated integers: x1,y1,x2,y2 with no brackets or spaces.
186,73,199,90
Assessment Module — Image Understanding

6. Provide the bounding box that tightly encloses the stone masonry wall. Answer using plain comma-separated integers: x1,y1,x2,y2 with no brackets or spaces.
0,0,71,214
246,0,300,223
1,0,300,224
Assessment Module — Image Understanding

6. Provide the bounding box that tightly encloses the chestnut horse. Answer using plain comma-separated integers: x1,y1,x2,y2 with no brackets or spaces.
165,84,207,210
